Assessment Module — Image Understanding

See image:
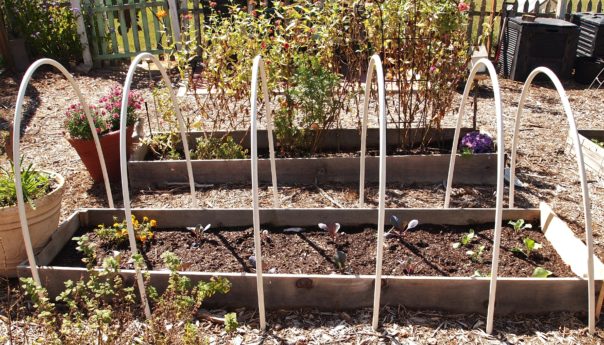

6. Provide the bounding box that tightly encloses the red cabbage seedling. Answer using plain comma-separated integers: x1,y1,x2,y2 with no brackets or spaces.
187,224,211,247
386,216,418,238
318,223,340,241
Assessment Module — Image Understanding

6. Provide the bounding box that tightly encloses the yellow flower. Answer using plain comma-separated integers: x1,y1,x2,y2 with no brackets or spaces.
143,216,149,222
139,235,147,242
157,9,168,19
150,219,157,227
120,229,128,237
148,232,154,239
113,223,119,227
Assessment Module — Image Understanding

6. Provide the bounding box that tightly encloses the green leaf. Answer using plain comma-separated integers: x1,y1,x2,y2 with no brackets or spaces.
532,267,552,278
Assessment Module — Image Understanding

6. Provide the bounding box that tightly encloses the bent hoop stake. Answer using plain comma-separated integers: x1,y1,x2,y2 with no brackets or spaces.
12,58,114,285
120,53,198,318
250,55,279,330
443,59,505,334
357,54,388,331
508,67,596,334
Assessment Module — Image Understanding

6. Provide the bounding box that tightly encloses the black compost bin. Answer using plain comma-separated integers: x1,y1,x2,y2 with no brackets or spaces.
498,17,579,81
577,13,604,57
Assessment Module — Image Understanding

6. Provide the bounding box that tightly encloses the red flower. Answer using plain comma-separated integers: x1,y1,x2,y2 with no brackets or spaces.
209,1,217,8
261,42,266,49
282,42,289,50
458,2,470,11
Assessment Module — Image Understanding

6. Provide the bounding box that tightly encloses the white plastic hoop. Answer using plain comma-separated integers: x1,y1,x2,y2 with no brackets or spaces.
356,55,388,331
442,59,505,334
250,55,279,330
508,67,596,334
119,53,198,318
12,58,114,285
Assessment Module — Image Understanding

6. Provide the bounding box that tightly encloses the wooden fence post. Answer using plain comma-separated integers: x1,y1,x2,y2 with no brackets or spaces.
0,7,14,71
167,0,181,49
556,0,567,19
71,0,93,69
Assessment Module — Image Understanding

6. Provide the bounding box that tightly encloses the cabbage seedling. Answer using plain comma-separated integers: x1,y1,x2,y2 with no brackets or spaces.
334,250,347,270
512,237,542,258
318,223,340,241
508,219,532,232
386,216,418,238
532,267,552,278
187,224,211,247
452,229,475,248
466,244,485,263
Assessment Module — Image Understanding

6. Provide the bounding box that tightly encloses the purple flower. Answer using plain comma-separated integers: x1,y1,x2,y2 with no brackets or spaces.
460,131,494,154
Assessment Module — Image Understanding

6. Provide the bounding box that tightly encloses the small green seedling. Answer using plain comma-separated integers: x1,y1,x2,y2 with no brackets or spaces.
398,257,417,275
187,224,211,247
532,267,553,278
508,219,532,232
453,229,475,248
461,147,473,157
224,312,238,333
471,270,491,277
334,250,347,270
512,237,542,258
466,244,486,263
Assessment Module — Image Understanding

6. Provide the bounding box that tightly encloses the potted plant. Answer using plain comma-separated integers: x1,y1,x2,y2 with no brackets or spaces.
0,160,65,277
65,85,143,183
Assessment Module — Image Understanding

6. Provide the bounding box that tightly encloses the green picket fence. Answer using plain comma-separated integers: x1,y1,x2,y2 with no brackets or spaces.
88,0,174,61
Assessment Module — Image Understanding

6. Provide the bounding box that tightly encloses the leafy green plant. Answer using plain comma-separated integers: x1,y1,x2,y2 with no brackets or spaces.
508,219,532,232
20,234,234,343
0,159,50,208
143,131,183,160
512,237,542,258
193,135,248,159
532,267,553,278
466,244,486,263
452,229,475,248
224,312,238,333
2,0,82,62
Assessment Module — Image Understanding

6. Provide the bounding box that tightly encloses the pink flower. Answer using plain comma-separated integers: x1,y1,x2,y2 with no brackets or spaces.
458,2,469,11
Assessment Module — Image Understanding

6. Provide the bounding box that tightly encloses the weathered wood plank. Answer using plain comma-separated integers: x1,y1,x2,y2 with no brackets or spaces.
588,0,593,11
193,0,202,56
102,0,120,56
476,0,487,46
128,0,141,52
28,268,597,314
541,203,604,280
116,0,131,54
95,0,109,56
467,1,476,43
128,153,498,187
139,2,152,51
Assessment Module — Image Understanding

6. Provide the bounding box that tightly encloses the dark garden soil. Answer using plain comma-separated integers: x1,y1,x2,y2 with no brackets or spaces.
52,222,573,278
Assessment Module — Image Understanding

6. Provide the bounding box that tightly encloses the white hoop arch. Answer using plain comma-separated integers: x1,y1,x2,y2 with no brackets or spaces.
118,53,199,318
250,55,279,330
442,59,505,334
355,55,388,331
508,67,596,334
12,58,114,285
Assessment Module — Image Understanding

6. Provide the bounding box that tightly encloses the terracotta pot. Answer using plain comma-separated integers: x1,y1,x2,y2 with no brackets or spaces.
0,172,64,277
67,127,134,183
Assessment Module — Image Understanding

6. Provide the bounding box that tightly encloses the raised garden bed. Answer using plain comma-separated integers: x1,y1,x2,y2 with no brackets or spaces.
129,128,498,188
19,205,604,315
567,129,604,176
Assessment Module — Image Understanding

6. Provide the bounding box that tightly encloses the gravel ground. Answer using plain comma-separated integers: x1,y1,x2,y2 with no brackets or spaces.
2,64,604,343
